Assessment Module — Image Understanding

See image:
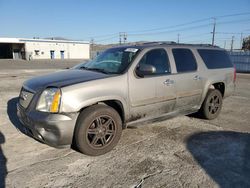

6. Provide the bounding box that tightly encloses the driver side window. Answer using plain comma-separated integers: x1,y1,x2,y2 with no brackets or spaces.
137,49,170,76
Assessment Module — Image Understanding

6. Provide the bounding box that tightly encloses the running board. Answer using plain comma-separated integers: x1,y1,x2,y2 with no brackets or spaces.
126,108,198,128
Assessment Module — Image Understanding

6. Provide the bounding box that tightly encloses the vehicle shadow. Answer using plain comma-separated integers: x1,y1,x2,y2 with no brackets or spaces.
0,131,7,188
7,97,27,135
7,97,44,146
186,131,250,187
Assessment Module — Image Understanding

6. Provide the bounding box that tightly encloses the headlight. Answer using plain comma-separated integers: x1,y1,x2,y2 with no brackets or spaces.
36,88,61,113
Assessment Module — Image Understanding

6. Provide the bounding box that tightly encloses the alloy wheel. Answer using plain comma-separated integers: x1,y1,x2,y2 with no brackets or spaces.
86,115,116,149
208,94,221,115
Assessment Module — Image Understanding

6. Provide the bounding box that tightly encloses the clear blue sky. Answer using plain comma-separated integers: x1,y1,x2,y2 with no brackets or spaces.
0,0,250,49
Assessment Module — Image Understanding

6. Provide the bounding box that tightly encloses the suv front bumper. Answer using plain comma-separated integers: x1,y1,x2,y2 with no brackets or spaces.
17,103,78,147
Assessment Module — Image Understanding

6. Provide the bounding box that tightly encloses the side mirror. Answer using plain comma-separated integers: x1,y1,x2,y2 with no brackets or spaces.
136,64,156,77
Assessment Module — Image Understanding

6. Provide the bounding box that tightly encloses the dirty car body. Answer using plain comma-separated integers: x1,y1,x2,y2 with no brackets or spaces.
17,43,235,155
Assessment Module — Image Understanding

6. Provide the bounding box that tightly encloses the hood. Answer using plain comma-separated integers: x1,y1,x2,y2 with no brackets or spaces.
23,69,111,92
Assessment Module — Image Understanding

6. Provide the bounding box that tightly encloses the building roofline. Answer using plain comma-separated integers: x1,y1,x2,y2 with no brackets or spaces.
0,37,25,44
0,37,89,44
19,38,89,44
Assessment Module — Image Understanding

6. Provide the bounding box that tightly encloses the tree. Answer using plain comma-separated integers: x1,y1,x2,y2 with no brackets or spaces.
242,36,250,50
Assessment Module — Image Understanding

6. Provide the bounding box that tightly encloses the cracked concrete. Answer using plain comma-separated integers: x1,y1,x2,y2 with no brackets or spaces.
0,60,250,187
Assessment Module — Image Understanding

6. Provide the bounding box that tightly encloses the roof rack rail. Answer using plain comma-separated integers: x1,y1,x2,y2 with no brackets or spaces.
134,41,220,48
176,43,220,48
135,41,176,45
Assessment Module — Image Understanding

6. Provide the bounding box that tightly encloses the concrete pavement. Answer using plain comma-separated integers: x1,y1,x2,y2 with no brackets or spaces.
0,61,249,187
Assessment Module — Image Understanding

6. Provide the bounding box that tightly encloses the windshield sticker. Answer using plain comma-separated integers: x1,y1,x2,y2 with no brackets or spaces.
125,48,138,53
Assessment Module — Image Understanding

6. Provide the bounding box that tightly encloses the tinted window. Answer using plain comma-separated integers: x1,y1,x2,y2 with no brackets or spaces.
77,47,140,74
138,49,170,75
198,49,233,69
172,49,197,73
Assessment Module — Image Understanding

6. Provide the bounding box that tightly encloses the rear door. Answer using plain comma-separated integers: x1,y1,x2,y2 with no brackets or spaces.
171,48,203,109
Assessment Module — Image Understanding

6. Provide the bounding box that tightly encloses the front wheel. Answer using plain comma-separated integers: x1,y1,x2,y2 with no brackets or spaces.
199,89,223,120
74,104,122,156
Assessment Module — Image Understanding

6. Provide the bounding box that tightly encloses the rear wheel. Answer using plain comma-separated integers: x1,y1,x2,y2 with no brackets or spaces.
200,89,223,120
74,104,122,156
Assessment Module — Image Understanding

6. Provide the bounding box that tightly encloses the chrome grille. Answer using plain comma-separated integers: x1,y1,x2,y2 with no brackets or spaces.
19,87,34,109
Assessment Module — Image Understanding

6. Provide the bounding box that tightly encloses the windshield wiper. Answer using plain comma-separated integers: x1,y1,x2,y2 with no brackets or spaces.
79,66,111,74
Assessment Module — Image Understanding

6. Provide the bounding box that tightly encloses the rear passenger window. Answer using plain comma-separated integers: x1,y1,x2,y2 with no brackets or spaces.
198,49,233,69
172,49,197,73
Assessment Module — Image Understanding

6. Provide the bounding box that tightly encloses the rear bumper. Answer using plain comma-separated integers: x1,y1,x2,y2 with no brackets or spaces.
17,103,78,147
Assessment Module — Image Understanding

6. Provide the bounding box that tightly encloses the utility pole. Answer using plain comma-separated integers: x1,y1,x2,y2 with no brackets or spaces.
119,33,122,45
177,33,180,43
224,40,226,49
90,38,94,46
90,38,94,59
230,36,234,52
119,32,127,44
240,32,243,50
211,18,216,46
124,32,127,44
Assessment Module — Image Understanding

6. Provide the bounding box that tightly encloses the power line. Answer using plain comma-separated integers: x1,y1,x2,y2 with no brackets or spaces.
127,18,211,34
88,12,250,40
126,12,250,34
216,32,245,35
88,33,118,39
181,32,211,39
90,12,250,44
126,19,250,38
95,35,118,42
216,12,250,18
128,23,212,36
216,38,233,40
217,18,250,25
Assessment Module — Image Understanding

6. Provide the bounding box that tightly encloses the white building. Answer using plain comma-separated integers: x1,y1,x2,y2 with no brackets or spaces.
0,37,90,60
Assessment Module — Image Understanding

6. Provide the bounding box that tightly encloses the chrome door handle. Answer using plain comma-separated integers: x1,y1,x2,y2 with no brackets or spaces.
193,75,201,80
163,79,174,86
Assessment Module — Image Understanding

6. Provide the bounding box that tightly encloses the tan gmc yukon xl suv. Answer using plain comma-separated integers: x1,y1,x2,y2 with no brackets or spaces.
17,42,235,156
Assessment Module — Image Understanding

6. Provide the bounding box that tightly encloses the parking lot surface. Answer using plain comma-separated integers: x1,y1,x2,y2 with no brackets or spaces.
0,60,250,187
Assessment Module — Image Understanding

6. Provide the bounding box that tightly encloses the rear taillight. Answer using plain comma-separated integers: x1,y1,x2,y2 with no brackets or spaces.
233,65,236,83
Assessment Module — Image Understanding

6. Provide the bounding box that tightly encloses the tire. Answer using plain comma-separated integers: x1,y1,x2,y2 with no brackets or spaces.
74,104,122,156
200,89,223,120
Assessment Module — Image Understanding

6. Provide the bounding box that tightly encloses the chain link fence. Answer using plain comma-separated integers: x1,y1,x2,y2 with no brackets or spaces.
228,51,250,73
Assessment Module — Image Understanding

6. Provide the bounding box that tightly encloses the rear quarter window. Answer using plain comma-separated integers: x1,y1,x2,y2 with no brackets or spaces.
198,49,233,69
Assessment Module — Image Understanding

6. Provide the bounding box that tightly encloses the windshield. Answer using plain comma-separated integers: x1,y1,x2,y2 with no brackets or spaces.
75,47,140,74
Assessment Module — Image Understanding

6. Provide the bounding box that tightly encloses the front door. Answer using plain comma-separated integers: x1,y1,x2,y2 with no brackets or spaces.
128,48,176,122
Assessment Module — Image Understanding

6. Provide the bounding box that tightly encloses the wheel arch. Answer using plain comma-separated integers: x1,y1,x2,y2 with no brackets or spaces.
99,100,126,129
77,98,128,129
211,82,225,97
200,81,226,106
